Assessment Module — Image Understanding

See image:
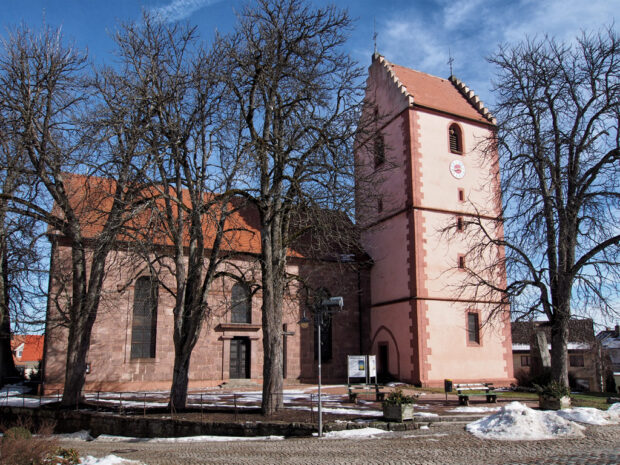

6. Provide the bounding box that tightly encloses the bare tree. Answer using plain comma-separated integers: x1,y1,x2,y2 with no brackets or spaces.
462,28,620,387
106,16,248,409
221,0,364,414
0,112,25,384
0,108,50,386
0,25,152,406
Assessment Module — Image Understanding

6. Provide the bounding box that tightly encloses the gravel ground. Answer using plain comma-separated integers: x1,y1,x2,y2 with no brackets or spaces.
57,422,620,465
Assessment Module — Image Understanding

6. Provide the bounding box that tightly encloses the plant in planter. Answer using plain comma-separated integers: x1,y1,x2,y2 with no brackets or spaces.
382,388,417,422
535,381,571,410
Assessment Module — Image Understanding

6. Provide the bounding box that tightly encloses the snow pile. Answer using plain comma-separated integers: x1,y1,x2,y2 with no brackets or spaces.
321,427,389,439
556,403,620,425
80,455,143,465
466,402,585,440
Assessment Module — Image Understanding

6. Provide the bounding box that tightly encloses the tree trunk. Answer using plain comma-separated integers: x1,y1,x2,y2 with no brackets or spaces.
170,348,191,410
260,219,285,415
61,317,93,407
0,208,19,386
0,287,19,386
550,314,570,387
61,244,107,407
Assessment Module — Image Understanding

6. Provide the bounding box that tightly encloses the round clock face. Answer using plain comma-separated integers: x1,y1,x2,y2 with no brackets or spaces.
450,159,465,179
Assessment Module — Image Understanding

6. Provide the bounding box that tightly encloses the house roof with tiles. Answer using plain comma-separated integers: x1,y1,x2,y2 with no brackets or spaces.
373,53,496,125
11,335,44,362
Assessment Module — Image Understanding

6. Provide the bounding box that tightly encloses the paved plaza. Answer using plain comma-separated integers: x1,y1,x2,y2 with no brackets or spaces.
58,423,620,465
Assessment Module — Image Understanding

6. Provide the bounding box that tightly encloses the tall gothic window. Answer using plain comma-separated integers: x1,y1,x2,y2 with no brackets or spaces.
373,133,385,168
449,124,463,154
231,282,251,324
467,312,480,344
131,276,158,359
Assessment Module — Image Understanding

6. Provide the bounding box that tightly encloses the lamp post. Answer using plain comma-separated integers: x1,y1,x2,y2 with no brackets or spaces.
299,296,343,438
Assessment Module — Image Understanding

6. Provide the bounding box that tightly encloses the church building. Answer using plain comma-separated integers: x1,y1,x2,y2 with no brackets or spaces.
42,55,514,393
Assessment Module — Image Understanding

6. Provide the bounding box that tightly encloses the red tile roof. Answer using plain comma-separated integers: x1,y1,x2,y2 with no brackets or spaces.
48,173,267,255
375,55,495,125
48,174,356,259
11,335,44,362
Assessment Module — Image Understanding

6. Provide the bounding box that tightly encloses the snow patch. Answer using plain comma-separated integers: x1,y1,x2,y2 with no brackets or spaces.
53,430,94,441
556,406,620,425
466,402,585,440
93,434,284,443
80,455,143,465
449,406,501,413
321,427,389,439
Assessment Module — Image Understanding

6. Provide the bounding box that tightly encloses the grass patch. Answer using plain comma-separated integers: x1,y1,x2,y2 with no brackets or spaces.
497,390,615,409
570,392,614,409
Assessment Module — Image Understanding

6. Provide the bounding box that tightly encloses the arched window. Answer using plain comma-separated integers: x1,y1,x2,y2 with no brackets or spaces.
131,276,158,359
231,282,251,324
449,124,463,154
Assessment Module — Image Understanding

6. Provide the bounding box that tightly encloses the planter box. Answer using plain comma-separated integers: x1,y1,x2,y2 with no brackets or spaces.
539,395,571,410
383,403,414,422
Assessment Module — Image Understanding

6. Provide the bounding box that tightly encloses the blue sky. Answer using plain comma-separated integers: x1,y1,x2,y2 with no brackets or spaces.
2,0,616,108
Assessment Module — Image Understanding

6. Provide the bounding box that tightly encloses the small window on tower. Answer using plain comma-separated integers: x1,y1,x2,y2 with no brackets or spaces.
449,124,463,154
374,134,385,168
456,216,464,231
458,255,466,269
458,188,465,202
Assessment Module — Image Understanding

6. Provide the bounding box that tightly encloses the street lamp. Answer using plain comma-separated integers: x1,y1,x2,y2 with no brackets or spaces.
299,296,343,437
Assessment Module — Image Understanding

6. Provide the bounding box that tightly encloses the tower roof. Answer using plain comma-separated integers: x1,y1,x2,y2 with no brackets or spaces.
373,54,496,125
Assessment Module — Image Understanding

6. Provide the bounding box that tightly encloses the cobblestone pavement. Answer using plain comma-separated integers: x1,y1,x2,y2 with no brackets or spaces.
58,423,620,465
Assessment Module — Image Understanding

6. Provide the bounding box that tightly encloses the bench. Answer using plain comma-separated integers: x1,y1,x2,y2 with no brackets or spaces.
347,384,386,403
455,383,497,406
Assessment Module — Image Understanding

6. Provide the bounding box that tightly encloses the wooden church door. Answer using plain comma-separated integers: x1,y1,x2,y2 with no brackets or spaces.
230,337,250,379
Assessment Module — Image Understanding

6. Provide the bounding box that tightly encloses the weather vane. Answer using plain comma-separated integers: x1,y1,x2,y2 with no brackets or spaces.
448,48,454,76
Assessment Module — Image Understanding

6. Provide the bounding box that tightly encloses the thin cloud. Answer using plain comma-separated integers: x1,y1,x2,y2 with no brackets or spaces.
149,0,222,23
375,0,616,106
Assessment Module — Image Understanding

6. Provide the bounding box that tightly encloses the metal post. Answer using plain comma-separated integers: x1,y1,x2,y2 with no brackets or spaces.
317,313,322,438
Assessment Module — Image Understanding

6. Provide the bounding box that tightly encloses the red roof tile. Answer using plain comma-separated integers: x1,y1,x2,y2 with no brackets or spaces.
378,56,494,124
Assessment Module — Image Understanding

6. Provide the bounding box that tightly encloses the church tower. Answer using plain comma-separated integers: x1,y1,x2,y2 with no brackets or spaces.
356,54,514,386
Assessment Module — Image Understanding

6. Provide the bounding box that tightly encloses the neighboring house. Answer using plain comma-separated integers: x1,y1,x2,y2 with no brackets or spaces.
11,335,44,379
43,54,515,393
511,320,601,392
596,325,620,392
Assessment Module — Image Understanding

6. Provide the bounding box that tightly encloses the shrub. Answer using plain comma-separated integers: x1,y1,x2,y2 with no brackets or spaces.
0,434,57,465
3,426,32,441
534,380,571,398
383,388,417,406
47,447,81,465
0,418,74,465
